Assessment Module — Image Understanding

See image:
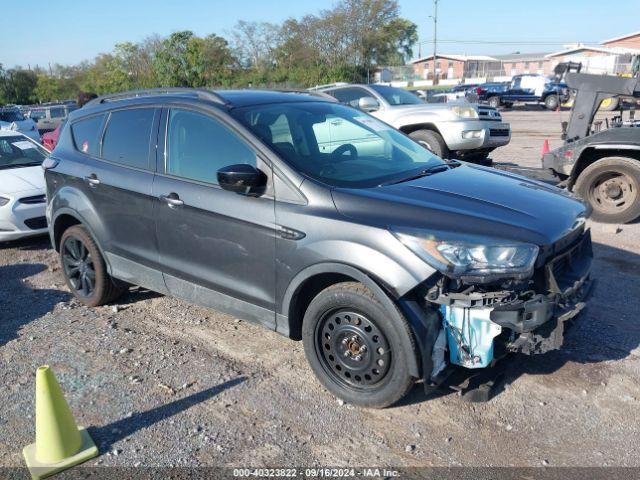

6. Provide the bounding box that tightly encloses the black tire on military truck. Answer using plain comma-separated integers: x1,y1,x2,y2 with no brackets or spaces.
574,156,640,224
409,129,450,159
301,282,416,408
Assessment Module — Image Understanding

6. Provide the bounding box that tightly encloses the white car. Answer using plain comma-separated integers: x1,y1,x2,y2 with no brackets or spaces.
0,130,49,241
0,106,41,142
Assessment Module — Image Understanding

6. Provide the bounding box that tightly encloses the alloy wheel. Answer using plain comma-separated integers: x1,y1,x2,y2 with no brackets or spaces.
62,236,96,297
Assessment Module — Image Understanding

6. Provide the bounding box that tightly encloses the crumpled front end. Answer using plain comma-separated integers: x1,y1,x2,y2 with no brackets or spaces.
426,227,594,382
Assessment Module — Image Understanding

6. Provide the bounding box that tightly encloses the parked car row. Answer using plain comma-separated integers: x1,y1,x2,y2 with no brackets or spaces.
0,106,41,142
27,103,77,133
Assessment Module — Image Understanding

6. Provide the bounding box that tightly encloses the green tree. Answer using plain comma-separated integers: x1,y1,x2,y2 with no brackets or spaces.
1,68,38,104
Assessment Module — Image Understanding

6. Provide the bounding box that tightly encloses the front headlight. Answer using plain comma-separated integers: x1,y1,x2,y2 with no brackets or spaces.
0,196,10,207
391,229,538,282
450,106,478,119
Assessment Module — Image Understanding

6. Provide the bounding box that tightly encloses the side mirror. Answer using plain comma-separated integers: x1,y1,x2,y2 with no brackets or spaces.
217,164,267,196
358,96,380,112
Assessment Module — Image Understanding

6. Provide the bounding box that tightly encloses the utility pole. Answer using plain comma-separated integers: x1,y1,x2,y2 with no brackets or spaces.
430,0,439,85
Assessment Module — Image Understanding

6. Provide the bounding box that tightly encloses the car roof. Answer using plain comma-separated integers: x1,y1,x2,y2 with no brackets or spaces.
82,88,333,112
215,90,329,107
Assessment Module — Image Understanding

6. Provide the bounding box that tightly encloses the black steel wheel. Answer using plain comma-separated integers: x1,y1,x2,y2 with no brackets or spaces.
59,225,126,306
316,309,391,389
62,236,96,297
302,282,416,408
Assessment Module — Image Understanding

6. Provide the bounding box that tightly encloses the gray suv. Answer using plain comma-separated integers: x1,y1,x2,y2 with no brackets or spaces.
45,88,593,408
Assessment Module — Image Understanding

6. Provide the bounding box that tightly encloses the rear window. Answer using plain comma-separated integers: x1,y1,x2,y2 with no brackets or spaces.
28,110,46,120
71,114,105,156
50,107,66,118
102,108,155,169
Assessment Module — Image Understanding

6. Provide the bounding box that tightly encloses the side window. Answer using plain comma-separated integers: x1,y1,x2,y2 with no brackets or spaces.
102,108,155,169
50,107,66,118
328,88,371,108
71,114,105,156
167,109,256,185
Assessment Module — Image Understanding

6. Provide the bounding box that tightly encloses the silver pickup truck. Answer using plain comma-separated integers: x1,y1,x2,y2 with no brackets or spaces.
315,83,511,163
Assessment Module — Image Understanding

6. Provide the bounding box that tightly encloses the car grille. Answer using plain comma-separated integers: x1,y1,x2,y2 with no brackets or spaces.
546,232,592,294
24,216,47,230
490,128,510,137
19,194,46,204
477,107,502,121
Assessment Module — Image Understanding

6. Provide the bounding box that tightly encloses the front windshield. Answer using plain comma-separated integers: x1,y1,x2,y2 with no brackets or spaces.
369,85,424,106
231,102,444,188
0,135,48,169
0,109,25,123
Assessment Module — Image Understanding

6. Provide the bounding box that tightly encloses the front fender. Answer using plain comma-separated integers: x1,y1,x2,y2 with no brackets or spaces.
281,262,432,378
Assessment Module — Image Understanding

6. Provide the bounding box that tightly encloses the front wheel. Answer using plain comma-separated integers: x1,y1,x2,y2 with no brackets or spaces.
544,94,559,110
302,282,415,408
409,129,449,159
574,157,640,224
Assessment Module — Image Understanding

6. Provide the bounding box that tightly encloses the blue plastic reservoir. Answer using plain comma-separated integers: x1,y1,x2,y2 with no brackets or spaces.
440,305,502,369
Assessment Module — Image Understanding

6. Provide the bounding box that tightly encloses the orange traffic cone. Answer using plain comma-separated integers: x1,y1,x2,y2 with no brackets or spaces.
542,139,550,155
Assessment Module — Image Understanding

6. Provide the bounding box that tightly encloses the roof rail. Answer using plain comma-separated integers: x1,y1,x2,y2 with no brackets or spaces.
307,82,350,91
85,88,229,107
275,89,339,102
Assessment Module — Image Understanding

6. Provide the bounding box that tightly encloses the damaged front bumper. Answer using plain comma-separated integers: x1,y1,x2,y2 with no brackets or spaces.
426,229,594,382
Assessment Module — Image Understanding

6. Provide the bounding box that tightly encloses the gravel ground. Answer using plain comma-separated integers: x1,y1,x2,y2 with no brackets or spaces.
1,109,639,471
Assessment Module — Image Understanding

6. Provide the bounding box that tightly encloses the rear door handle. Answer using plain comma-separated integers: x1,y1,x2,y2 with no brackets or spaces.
160,193,184,208
84,174,100,187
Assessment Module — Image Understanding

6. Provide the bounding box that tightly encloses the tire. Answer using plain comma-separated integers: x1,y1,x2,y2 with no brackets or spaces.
503,102,514,109
574,156,640,224
59,225,126,307
409,129,449,159
599,96,620,112
488,96,501,109
544,94,559,110
302,282,416,408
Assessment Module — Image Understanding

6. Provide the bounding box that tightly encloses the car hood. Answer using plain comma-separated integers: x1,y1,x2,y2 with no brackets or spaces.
0,119,37,132
385,103,455,114
0,165,45,194
331,163,587,246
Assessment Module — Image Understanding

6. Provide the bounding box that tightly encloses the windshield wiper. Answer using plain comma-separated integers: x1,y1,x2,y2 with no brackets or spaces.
380,164,451,186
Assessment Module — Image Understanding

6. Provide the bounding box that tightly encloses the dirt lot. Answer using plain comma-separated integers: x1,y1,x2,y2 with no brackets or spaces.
1,109,639,471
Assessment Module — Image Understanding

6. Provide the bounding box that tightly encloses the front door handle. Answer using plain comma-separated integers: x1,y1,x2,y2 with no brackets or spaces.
84,174,100,187
160,193,184,208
